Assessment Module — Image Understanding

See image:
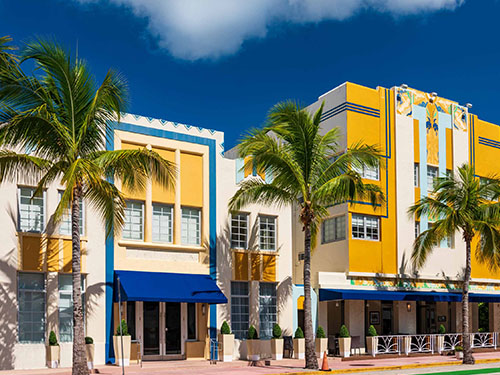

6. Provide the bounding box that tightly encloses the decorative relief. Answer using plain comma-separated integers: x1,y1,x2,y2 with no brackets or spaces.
350,277,500,292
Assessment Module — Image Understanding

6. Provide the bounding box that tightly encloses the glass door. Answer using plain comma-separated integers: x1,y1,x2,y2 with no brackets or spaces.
143,302,160,356
164,302,181,355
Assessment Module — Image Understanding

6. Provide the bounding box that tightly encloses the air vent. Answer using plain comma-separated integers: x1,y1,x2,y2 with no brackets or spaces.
298,253,305,261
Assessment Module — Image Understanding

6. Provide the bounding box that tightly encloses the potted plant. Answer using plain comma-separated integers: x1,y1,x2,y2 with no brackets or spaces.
246,325,260,361
315,326,328,358
437,324,446,354
455,345,463,359
293,327,305,359
218,321,234,362
271,323,283,360
85,336,95,370
46,331,60,368
338,325,351,358
113,319,131,366
366,325,378,357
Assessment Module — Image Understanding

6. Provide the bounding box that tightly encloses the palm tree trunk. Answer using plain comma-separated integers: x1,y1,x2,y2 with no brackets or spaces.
303,225,318,369
462,237,475,365
71,186,87,375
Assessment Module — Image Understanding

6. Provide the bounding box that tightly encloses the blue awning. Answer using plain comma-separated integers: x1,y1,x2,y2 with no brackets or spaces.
114,270,228,304
319,288,462,302
470,293,500,303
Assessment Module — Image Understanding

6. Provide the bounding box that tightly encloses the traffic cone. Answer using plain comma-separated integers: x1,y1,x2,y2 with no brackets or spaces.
320,351,330,371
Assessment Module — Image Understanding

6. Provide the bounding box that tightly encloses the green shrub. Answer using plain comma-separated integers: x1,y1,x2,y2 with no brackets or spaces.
294,327,304,339
85,336,94,344
478,327,485,333
48,330,58,346
339,325,350,338
367,325,378,337
438,324,446,334
455,345,463,352
247,325,258,340
316,326,326,339
272,323,282,339
115,319,130,336
221,321,231,335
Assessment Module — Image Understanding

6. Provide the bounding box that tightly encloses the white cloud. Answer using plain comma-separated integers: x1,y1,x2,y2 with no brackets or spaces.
76,0,464,60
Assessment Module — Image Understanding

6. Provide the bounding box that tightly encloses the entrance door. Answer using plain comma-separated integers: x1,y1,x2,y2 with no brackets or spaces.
143,302,160,356
381,302,393,335
417,302,436,333
165,302,181,355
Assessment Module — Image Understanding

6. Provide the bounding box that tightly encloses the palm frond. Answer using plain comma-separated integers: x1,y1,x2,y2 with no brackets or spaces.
228,178,294,212
0,150,51,183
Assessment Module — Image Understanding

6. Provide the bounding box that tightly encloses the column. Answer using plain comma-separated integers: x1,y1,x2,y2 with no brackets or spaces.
249,281,260,332
144,145,153,242
46,272,59,336
174,149,181,244
394,301,416,334
344,300,365,350
489,303,500,332
318,300,328,333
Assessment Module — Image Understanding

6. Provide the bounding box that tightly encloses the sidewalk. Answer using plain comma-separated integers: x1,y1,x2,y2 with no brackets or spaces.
2,351,500,375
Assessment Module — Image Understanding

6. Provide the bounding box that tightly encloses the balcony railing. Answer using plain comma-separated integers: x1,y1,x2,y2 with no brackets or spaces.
370,332,497,357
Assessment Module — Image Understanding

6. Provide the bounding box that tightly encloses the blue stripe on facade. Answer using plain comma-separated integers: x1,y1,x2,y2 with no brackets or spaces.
105,121,218,363
320,102,380,122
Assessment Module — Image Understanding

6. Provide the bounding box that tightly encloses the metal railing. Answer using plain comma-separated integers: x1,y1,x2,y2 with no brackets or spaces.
370,332,497,357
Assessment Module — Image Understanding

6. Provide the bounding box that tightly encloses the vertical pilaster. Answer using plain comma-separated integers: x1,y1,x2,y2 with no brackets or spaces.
174,149,181,244
46,272,59,337
144,144,153,243
249,281,260,332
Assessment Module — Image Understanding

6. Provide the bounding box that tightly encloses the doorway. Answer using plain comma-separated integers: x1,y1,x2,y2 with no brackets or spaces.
142,302,181,359
381,302,393,335
417,302,437,333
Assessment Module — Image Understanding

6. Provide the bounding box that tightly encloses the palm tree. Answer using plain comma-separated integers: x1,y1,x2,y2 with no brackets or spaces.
229,101,383,369
409,164,500,365
0,38,175,374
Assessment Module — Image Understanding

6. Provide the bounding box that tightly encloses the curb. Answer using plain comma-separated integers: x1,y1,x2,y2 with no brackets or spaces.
268,358,500,375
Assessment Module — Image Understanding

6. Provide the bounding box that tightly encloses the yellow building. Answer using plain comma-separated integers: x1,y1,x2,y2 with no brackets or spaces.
293,82,500,350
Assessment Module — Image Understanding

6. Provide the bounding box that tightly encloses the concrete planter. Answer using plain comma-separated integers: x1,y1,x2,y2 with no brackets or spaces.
293,338,305,359
403,336,411,355
315,338,328,358
218,334,234,362
113,335,131,366
86,344,95,370
246,339,260,361
339,337,351,358
436,335,444,354
456,351,463,360
46,345,60,368
366,336,378,357
271,338,283,360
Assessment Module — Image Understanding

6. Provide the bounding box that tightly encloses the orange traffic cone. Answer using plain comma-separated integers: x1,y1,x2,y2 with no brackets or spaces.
320,351,330,371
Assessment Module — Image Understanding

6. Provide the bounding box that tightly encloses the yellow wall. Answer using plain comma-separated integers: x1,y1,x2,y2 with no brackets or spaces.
180,152,203,207
121,142,146,201
152,147,175,204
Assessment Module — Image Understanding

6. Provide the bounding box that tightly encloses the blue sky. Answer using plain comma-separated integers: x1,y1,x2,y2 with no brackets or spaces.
0,0,498,148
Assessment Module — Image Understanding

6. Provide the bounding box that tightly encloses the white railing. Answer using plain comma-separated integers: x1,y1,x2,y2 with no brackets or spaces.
370,332,497,357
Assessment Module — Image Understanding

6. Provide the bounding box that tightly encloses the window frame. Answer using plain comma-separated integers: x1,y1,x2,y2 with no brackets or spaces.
58,273,86,342
152,203,174,243
259,282,277,339
427,166,439,192
17,272,46,343
259,215,277,251
354,164,380,181
230,281,249,340
18,186,46,233
321,215,346,244
231,212,249,249
123,200,145,241
351,213,380,241
58,191,85,236
414,163,420,187
181,207,202,246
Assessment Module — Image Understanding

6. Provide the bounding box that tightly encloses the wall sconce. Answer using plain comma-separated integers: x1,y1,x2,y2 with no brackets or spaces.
335,302,340,308
202,304,206,315
407,303,412,312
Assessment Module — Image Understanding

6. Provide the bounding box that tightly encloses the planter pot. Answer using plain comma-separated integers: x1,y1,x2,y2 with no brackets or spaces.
436,335,444,354
366,336,378,357
86,343,95,370
339,337,351,358
315,338,328,358
218,334,234,362
113,335,131,366
456,351,463,360
46,345,60,368
271,338,283,360
247,339,260,361
293,338,305,359
403,336,411,355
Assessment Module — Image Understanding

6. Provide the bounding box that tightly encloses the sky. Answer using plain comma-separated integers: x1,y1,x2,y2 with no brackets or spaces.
0,0,499,149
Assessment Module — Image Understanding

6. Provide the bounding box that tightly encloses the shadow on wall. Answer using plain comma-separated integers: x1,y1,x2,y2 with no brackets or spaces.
0,249,18,370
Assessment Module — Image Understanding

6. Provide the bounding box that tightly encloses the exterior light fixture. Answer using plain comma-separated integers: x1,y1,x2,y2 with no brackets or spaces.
466,103,473,109
202,304,206,315
400,84,408,89
407,303,412,312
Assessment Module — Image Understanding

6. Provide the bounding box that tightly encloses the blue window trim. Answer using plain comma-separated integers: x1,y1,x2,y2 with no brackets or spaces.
105,121,218,362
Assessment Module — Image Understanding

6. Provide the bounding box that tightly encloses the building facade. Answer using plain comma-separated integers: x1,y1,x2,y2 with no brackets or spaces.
2,82,500,370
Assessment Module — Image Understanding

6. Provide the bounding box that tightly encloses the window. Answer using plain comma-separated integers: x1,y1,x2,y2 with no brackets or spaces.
18,187,45,232
352,214,380,241
123,201,144,240
427,166,439,192
181,207,201,245
355,164,379,180
230,281,249,340
59,274,86,342
415,221,420,239
187,303,196,340
322,215,346,243
126,301,136,340
259,283,277,339
18,272,45,342
414,163,420,187
231,213,248,249
59,191,84,236
259,216,276,251
152,204,173,243
446,234,454,249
